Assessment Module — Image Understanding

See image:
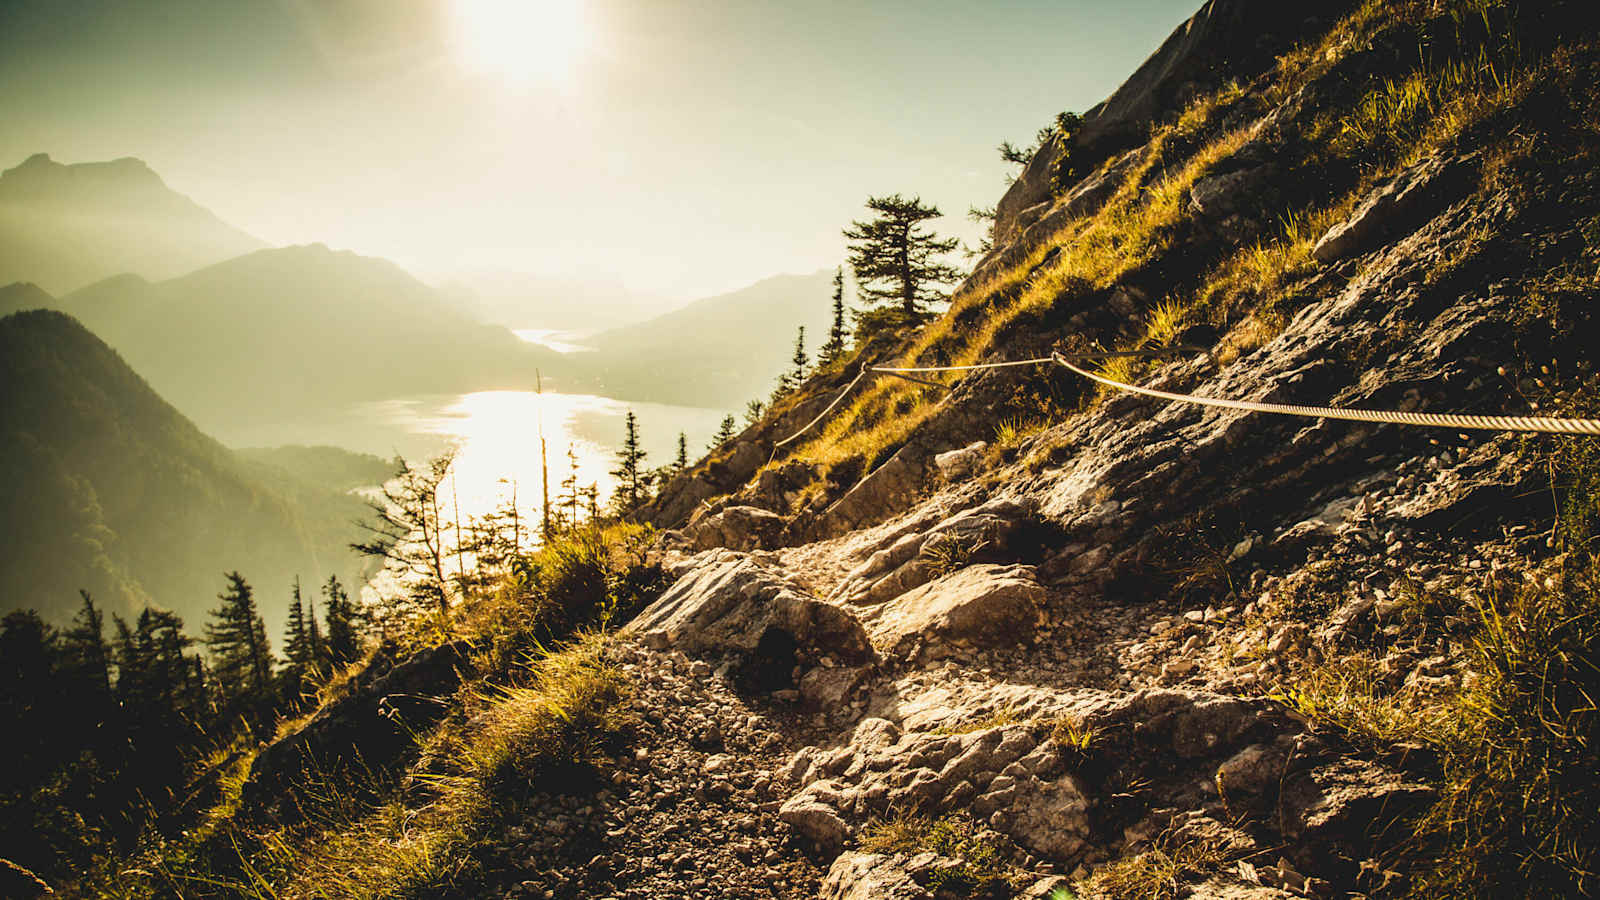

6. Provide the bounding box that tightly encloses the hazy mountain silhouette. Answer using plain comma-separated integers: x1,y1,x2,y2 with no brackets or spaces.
0,153,264,294
440,269,680,331
52,244,577,434
0,280,53,317
578,270,838,407
0,309,372,631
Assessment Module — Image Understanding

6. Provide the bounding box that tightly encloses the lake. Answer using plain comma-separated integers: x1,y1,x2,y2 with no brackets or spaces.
219,389,731,524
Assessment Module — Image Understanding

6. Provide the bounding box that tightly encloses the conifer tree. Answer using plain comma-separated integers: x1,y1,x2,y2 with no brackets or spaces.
843,194,961,316
60,590,112,696
352,452,456,617
281,578,315,698
819,267,848,366
610,411,648,515
712,414,737,448
674,431,688,474
583,484,600,523
306,588,325,673
322,575,359,666
204,572,273,708
560,443,580,529
745,399,766,426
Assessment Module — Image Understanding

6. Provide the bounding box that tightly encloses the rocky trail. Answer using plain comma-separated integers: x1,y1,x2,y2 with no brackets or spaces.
127,1,1600,897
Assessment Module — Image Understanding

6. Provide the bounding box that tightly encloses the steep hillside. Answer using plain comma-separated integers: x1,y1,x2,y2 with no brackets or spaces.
579,270,838,407
53,244,576,432
75,1,1600,899
0,310,372,631
0,153,264,293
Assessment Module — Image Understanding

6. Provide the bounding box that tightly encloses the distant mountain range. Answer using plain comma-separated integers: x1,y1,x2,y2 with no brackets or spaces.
578,270,841,408
0,153,264,294
439,270,679,331
16,243,579,433
0,309,375,632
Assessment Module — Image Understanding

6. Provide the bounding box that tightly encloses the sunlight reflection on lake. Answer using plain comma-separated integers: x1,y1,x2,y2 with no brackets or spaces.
224,390,730,523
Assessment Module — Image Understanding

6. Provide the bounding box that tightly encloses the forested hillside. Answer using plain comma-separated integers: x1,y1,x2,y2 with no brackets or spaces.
0,310,370,628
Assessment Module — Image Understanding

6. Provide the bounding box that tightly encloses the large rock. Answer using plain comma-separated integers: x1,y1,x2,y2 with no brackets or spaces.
683,505,787,552
831,498,1030,607
813,447,927,538
863,564,1048,661
821,852,931,900
1312,153,1475,263
993,771,1092,861
626,550,873,664
780,787,853,853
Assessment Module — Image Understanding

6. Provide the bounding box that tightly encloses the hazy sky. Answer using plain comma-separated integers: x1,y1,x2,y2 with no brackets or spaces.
0,0,1199,300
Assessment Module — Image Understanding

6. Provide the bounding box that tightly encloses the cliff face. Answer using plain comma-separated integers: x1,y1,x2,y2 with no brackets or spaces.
116,1,1600,897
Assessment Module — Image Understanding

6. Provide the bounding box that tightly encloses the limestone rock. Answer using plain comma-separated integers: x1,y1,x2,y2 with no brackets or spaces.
626,550,873,664
934,441,988,481
683,505,787,552
863,564,1048,660
1312,153,1475,263
779,791,853,853
820,852,931,900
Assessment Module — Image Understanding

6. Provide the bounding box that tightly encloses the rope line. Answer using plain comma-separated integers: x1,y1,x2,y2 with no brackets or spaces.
1051,353,1600,435
771,364,872,450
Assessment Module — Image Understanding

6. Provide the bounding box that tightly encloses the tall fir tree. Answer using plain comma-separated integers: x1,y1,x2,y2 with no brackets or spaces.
744,399,766,426
610,410,648,515
322,574,359,667
281,577,315,699
204,572,273,710
843,194,961,316
819,267,848,366
674,432,688,474
712,414,737,448
60,590,112,696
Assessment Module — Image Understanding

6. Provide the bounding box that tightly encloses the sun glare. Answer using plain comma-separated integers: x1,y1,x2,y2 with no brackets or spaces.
453,0,588,84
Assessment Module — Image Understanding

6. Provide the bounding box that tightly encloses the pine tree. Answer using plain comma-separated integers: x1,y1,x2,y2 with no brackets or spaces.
583,484,600,523
819,267,848,366
60,590,112,696
610,411,648,515
352,452,456,618
281,578,315,699
712,415,737,448
745,399,766,426
843,194,961,316
204,572,273,711
674,432,688,474
322,575,359,666
560,443,580,529
306,587,325,674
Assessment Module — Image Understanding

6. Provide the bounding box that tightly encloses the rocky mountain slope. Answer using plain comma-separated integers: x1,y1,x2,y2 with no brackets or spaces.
0,153,264,293
75,1,1600,898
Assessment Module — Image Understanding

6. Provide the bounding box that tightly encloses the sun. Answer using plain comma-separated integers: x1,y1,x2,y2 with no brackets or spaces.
452,0,588,85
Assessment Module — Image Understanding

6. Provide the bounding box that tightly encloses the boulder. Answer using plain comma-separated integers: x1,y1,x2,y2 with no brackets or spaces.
813,447,926,537
1312,153,1475,263
780,791,853,853
864,564,1048,660
683,505,787,552
1189,166,1272,219
993,771,1092,861
934,441,988,481
821,852,931,900
626,550,873,663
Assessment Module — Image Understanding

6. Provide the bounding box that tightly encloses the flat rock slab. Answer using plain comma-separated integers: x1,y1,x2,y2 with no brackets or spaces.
863,563,1048,661
627,549,873,663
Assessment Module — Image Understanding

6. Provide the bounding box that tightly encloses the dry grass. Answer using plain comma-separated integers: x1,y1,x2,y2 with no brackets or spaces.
1075,828,1228,900
859,814,1023,892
